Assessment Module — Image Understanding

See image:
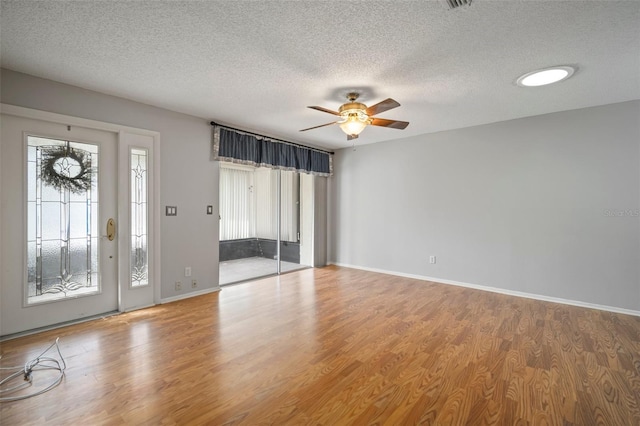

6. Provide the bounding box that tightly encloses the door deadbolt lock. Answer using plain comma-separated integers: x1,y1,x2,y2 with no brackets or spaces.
106,218,116,241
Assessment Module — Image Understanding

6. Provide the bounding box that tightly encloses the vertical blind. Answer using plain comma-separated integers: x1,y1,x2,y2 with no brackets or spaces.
219,166,299,242
254,169,298,242
279,171,298,242
219,167,255,240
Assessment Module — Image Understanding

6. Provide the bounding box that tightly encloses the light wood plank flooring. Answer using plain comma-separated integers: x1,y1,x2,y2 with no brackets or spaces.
1,266,639,425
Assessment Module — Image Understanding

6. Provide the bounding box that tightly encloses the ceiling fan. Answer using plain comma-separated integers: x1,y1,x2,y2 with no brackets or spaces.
300,92,409,140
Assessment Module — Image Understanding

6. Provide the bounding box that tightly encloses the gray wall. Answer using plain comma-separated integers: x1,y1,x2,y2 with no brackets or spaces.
1,69,219,299
313,176,328,267
330,101,640,312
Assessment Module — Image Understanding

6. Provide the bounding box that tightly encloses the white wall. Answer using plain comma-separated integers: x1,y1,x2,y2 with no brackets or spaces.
1,69,219,302
330,101,640,312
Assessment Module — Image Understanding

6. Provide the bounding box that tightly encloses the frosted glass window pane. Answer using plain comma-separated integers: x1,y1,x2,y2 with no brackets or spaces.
27,161,36,202
26,136,99,304
69,188,87,202
27,241,36,279
130,148,148,287
41,202,60,241
69,238,89,285
91,203,98,237
91,237,99,271
69,202,88,239
27,203,36,241
41,183,61,201
40,240,60,282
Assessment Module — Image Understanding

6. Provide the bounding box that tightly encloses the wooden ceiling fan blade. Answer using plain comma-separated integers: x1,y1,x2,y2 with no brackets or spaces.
299,121,338,132
308,106,340,116
370,118,410,129
365,98,400,116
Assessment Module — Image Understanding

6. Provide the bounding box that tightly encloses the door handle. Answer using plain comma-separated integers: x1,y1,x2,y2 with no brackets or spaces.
106,218,116,241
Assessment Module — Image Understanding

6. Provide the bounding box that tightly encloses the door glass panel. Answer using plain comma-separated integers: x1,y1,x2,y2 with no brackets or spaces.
26,136,99,304
130,148,148,287
279,170,304,273
218,164,306,285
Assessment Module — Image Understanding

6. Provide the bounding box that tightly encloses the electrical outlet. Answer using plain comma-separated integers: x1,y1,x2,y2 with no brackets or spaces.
175,281,182,291
185,267,191,277
429,256,436,264
192,279,197,288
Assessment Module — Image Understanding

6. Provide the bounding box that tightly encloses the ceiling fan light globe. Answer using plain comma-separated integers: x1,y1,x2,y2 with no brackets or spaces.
339,116,368,136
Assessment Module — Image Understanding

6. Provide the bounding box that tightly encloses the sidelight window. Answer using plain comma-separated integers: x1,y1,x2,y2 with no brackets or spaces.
130,148,148,287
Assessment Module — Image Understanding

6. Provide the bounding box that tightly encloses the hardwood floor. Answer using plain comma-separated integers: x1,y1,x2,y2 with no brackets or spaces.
1,266,639,425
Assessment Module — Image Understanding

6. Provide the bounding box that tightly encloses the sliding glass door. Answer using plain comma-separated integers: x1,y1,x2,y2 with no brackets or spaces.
219,164,308,285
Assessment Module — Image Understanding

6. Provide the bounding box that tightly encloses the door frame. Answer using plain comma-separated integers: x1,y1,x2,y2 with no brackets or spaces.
118,132,158,311
0,103,161,315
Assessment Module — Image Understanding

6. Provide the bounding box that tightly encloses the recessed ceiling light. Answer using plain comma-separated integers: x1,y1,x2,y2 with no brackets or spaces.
516,66,575,87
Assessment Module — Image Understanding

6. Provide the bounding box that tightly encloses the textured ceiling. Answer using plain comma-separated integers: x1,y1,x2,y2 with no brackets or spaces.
1,0,639,150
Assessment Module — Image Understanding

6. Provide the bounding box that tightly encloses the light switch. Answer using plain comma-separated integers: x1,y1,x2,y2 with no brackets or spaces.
207,205,213,215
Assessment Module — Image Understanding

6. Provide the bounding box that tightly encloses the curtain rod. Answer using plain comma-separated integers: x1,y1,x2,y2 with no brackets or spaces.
210,121,334,155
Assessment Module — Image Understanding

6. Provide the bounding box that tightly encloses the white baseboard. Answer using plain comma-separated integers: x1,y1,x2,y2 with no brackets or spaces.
0,310,120,341
160,286,221,304
329,262,640,318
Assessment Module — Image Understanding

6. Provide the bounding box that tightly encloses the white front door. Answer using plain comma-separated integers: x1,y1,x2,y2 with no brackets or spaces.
1,114,118,334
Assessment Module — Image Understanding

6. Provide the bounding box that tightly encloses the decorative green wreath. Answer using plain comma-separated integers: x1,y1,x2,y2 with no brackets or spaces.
41,146,94,194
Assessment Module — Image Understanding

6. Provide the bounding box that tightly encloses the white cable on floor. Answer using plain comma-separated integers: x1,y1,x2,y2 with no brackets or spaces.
0,337,66,402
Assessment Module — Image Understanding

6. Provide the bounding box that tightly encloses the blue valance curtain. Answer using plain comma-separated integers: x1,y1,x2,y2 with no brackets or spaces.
212,125,333,176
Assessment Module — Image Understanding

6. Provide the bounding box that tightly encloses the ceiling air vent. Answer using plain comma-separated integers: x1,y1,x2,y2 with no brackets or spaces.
441,0,473,10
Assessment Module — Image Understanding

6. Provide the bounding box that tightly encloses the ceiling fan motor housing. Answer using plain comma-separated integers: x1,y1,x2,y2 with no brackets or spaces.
339,101,371,127
339,102,367,115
